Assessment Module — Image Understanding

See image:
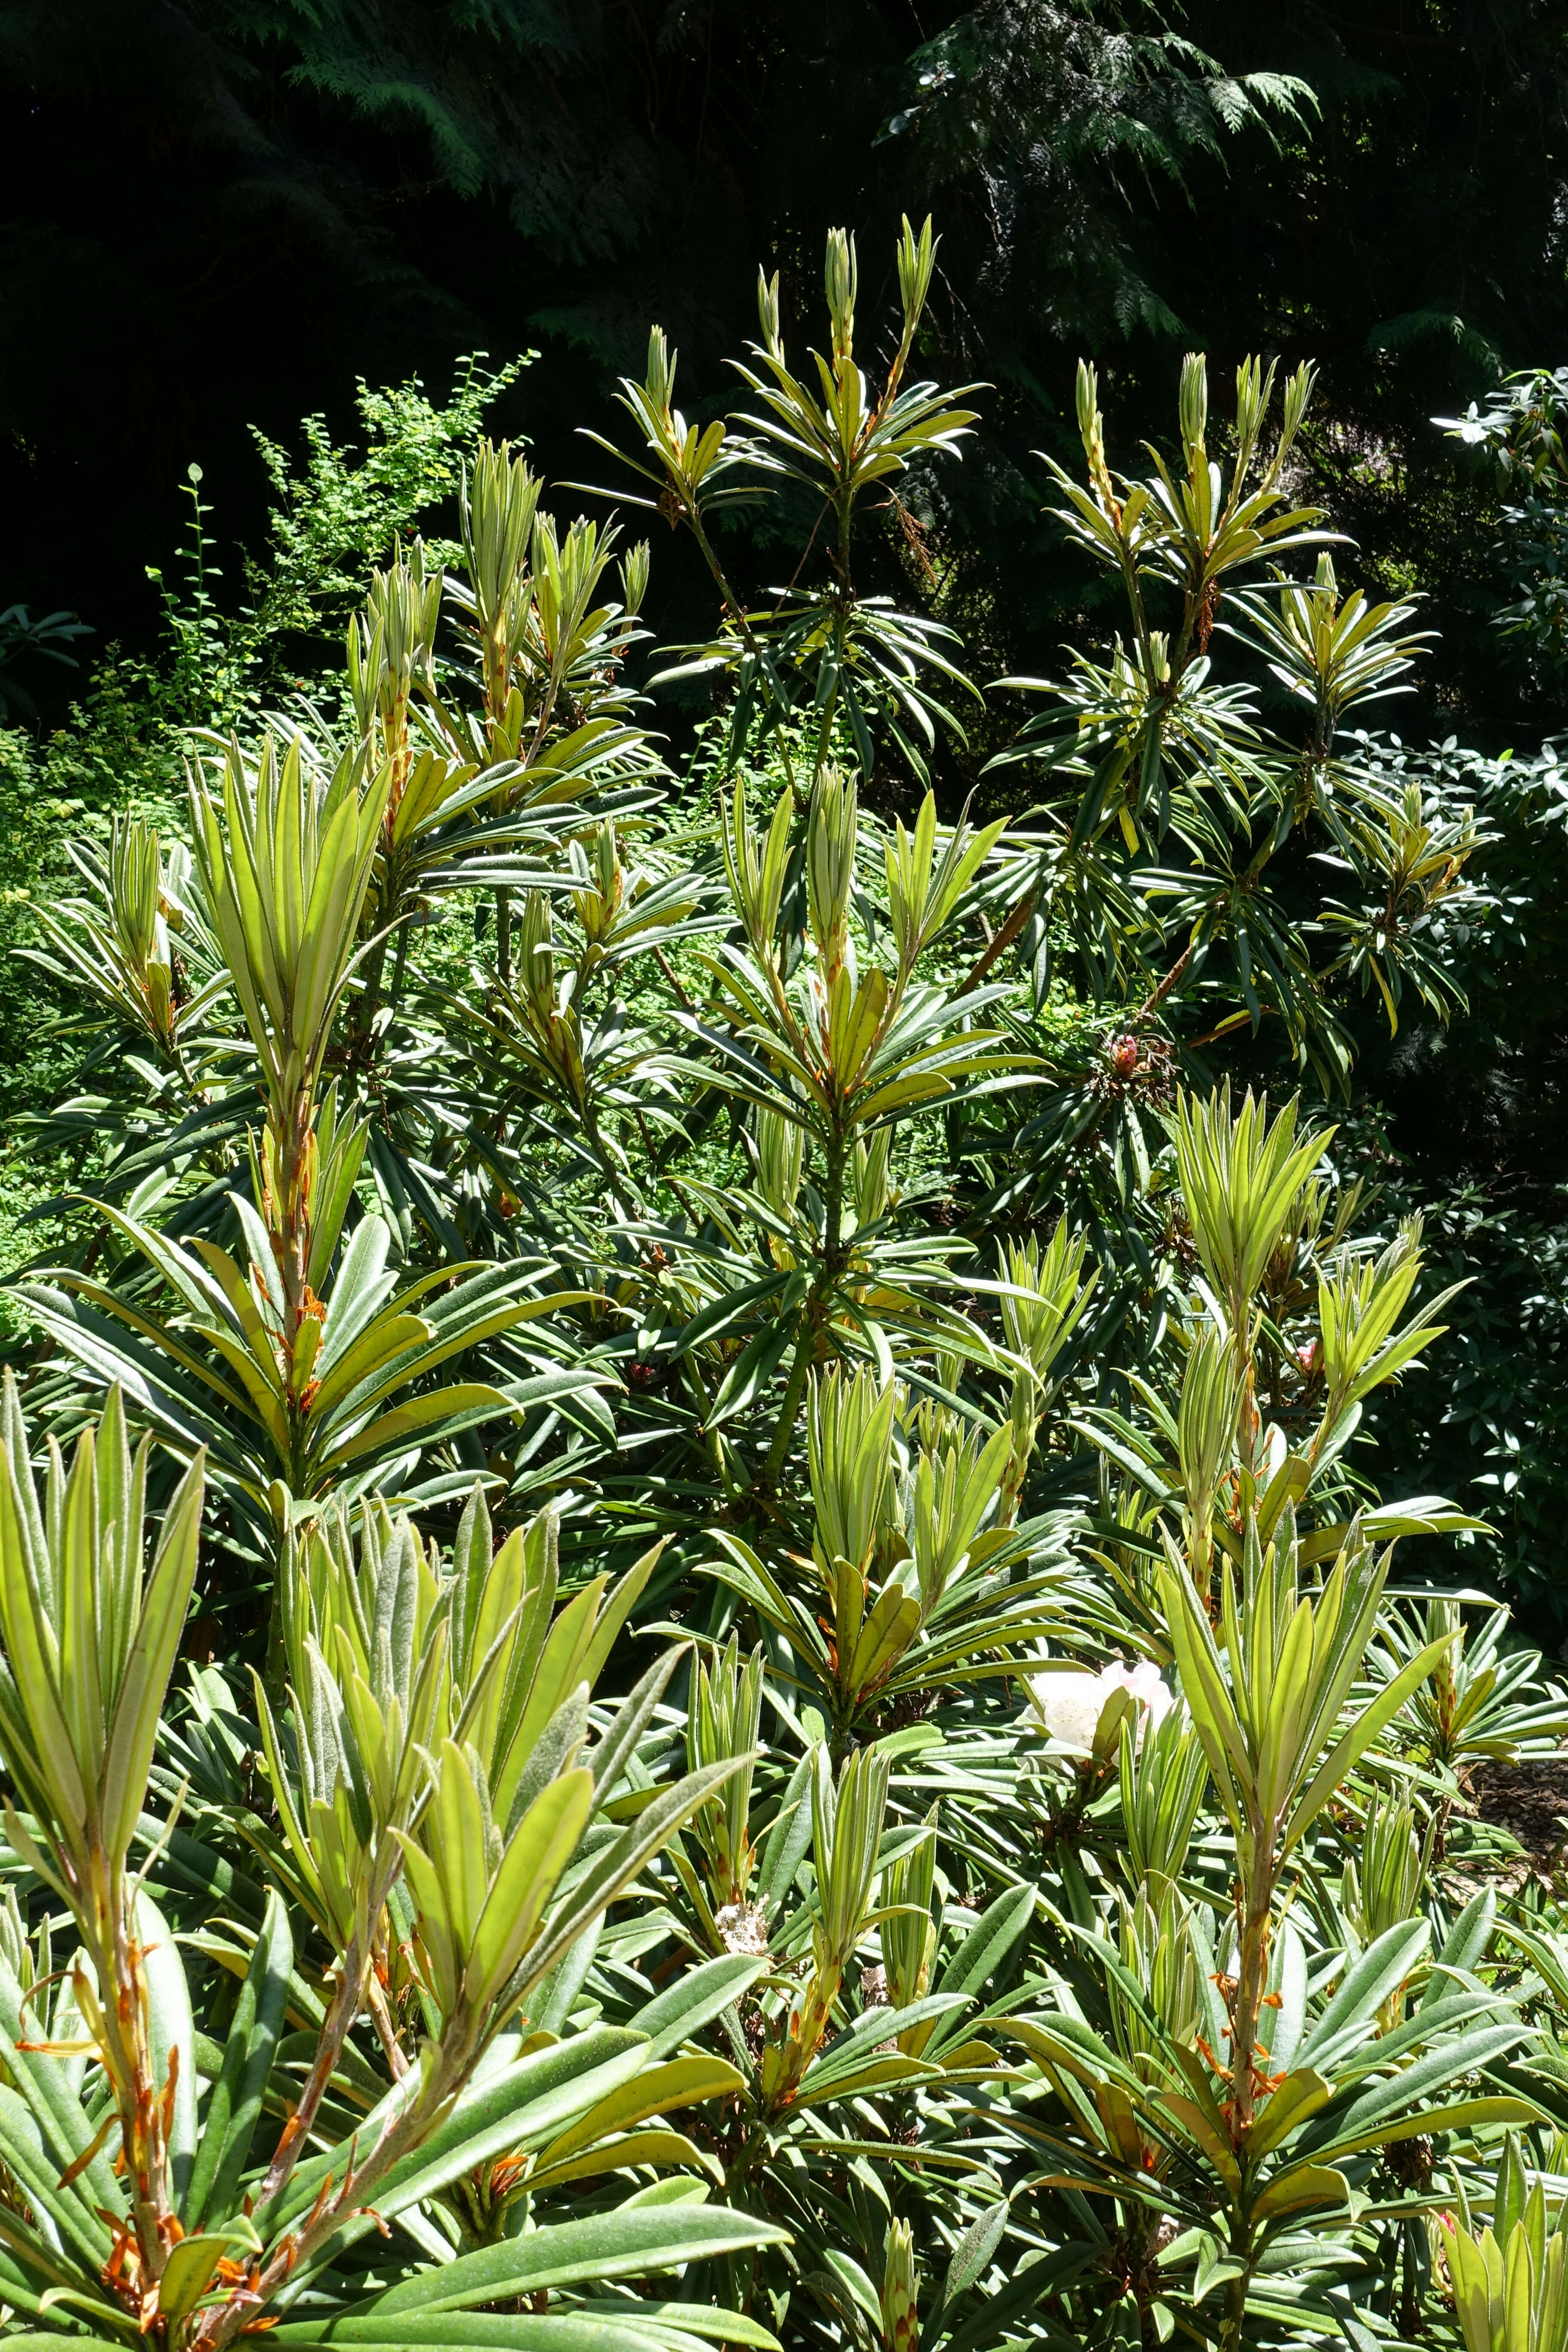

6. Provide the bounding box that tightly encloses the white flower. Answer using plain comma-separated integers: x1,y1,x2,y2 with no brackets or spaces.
1027,1658,1174,1754
1118,1659,1175,1728
1027,1670,1104,1753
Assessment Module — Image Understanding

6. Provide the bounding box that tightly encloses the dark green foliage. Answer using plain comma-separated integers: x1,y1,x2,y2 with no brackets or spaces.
1440,369,1568,709
1344,733,1568,1620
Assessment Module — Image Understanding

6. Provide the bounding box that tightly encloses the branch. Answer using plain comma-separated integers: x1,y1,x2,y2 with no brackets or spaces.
960,882,1036,995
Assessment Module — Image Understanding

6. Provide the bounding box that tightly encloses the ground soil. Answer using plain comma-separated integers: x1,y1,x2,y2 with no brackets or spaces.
1466,1755,1568,1885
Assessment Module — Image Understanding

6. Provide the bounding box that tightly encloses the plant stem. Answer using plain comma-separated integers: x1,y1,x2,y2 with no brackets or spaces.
388,913,413,1012
761,1128,847,1485
275,1085,315,1330
762,1326,814,1487
961,881,1036,995
1213,1860,1274,2352
1135,941,1193,1025
497,885,512,986
1230,1869,1273,2139
581,1097,637,1222
106,1889,170,2282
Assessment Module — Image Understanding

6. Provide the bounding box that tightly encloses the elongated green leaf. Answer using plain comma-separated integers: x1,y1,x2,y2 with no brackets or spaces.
0,2088,116,2275
940,2198,1009,2311
1244,2068,1331,2159
321,1384,515,1472
938,1885,1033,1999
276,2324,722,2352
156,2233,241,2330
538,2057,744,2168
278,2035,654,2266
349,2207,789,2313
468,1768,595,2006
1293,1920,1430,2070
672,1274,790,1357
1251,2162,1348,2221
574,2306,780,2349
704,1319,796,1429
185,1887,291,2229
0,1951,122,2229
100,1457,205,1863
632,1956,768,2063
139,1895,197,2214
799,1995,965,2093
1313,2092,1540,2164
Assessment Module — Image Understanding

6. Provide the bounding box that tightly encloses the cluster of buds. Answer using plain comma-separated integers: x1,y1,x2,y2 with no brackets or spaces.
1089,1029,1176,1106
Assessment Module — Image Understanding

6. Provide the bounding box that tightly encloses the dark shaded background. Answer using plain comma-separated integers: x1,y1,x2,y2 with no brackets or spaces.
4,0,1565,723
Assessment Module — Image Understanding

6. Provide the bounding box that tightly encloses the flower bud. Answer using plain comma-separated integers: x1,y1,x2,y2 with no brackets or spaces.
882,2217,919,2352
